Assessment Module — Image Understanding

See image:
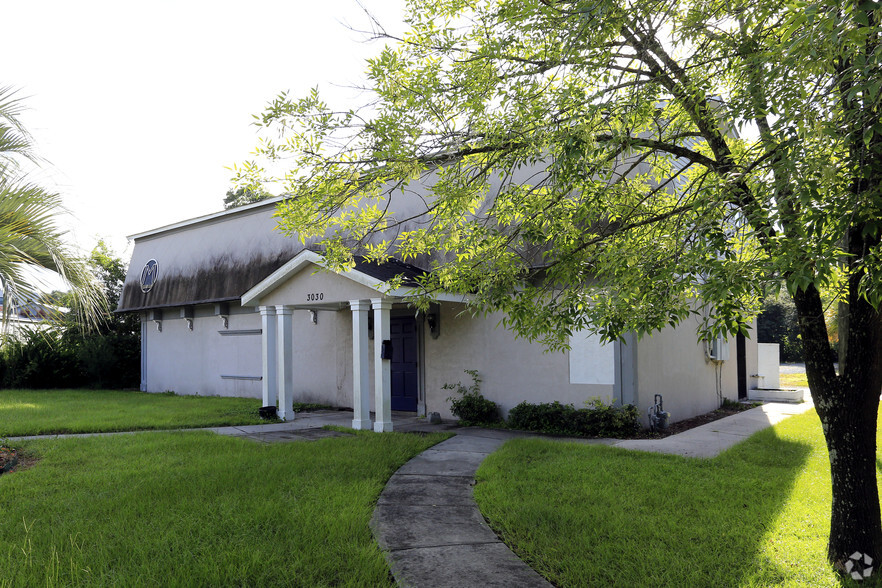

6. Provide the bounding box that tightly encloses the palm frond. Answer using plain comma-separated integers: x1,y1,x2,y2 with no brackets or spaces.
0,86,39,169
0,87,105,331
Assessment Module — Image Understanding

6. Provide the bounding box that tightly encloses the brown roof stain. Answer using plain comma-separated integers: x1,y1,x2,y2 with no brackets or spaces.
118,249,434,312
118,248,301,312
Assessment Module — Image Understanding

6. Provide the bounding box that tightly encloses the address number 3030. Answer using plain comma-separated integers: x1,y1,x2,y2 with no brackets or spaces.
306,292,324,302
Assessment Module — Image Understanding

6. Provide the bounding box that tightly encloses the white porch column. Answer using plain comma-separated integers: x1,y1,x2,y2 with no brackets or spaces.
276,305,294,421
259,306,278,408
350,300,372,430
372,298,393,432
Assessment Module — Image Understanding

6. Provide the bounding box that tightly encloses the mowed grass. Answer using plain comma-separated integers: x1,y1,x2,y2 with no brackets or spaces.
0,389,270,436
0,430,449,587
474,409,879,587
780,372,810,388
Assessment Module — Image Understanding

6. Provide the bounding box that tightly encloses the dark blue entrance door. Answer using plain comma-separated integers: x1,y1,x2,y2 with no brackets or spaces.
390,316,418,412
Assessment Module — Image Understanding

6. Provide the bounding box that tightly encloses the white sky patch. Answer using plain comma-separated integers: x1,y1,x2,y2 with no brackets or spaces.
4,0,407,256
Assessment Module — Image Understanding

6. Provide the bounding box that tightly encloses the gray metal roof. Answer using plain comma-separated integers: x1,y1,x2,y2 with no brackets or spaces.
118,200,304,312
117,201,434,312
351,256,428,286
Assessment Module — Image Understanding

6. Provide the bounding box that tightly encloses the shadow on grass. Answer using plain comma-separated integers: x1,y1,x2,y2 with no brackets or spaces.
474,424,815,587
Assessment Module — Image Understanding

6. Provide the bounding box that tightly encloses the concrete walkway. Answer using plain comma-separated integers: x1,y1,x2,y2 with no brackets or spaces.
6,409,451,444
611,399,815,457
370,428,564,588
369,400,815,587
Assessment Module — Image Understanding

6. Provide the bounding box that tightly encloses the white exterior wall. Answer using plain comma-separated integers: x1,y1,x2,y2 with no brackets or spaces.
142,297,624,421
142,303,360,408
423,305,616,420
141,305,263,398
288,308,353,407
139,270,760,431
634,319,758,423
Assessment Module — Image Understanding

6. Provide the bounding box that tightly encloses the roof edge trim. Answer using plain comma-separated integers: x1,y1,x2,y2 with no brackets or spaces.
115,296,242,314
126,195,288,241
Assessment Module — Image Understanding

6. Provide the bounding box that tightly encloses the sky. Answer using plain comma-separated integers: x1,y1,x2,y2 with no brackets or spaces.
5,0,407,260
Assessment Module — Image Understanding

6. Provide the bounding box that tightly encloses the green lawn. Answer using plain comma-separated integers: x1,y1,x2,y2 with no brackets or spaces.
474,408,877,587
0,389,275,437
0,430,449,587
779,372,810,388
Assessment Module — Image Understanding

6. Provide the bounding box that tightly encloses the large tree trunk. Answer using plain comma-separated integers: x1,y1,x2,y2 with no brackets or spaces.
794,284,882,570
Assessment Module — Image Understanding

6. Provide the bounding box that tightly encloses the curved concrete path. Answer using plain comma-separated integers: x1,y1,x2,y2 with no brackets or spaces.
370,400,815,587
611,399,815,457
370,428,555,588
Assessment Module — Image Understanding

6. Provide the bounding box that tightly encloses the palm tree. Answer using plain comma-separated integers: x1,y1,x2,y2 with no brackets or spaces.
0,86,103,328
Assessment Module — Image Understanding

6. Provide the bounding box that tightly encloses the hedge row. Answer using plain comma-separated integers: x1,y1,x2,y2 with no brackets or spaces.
446,370,640,438
0,327,139,390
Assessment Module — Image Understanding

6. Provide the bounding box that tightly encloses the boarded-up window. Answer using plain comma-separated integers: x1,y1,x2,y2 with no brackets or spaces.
569,330,615,385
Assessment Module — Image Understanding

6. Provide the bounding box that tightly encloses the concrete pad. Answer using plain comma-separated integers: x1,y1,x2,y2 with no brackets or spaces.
226,422,305,434
612,401,817,458
395,449,488,477
283,417,353,429
387,543,552,588
715,410,779,424
749,388,805,403
204,426,251,436
372,504,499,550
377,475,475,507
681,419,772,439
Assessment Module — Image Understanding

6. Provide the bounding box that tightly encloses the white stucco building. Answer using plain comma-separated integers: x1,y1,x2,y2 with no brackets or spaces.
118,194,760,431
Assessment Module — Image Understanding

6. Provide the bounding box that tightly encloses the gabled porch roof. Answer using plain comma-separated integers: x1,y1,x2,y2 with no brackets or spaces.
241,250,467,308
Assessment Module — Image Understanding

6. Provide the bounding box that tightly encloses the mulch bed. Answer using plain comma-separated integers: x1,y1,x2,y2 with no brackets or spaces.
0,446,19,474
632,401,763,439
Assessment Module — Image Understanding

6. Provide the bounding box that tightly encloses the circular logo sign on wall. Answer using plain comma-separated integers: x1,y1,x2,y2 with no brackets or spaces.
140,259,158,293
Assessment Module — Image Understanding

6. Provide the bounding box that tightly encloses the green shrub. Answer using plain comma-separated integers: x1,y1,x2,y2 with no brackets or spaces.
507,398,640,438
0,242,141,390
444,369,501,424
0,328,85,389
0,325,139,390
76,330,140,389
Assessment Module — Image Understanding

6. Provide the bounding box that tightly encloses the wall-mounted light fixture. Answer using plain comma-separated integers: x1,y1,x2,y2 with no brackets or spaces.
426,303,440,339
309,309,318,325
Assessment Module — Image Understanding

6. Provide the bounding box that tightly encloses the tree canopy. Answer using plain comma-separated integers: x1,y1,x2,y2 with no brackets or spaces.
237,0,877,346
222,185,272,209
235,0,881,572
